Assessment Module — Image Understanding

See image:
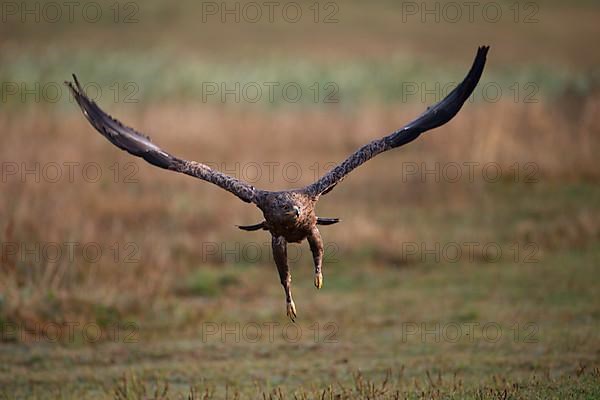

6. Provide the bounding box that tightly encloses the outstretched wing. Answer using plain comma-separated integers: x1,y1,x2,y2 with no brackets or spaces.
65,75,258,203
304,46,489,197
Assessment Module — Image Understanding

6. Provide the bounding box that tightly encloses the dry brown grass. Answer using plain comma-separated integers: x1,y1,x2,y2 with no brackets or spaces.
109,366,600,399
1,92,599,336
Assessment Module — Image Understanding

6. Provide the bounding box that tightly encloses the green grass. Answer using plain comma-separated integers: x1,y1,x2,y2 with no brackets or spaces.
1,50,598,109
179,269,241,297
3,181,598,398
1,234,598,398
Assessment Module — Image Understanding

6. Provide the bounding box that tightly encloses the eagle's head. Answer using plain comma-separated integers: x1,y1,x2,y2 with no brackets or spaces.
285,205,302,219
275,202,302,225
261,193,305,226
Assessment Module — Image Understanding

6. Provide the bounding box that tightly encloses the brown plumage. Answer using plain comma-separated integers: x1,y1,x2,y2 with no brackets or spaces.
66,46,489,321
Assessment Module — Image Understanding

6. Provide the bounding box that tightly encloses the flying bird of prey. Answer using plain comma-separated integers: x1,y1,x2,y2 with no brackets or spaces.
66,46,489,321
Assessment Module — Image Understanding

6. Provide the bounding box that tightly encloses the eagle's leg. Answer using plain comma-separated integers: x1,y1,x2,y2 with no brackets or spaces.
307,226,324,289
272,235,296,322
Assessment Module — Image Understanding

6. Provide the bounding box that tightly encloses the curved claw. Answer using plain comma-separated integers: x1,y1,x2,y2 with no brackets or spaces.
314,272,323,289
286,301,297,322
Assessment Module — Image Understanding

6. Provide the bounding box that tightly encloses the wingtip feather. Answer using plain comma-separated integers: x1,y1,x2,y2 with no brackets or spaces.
477,45,490,61
72,74,82,90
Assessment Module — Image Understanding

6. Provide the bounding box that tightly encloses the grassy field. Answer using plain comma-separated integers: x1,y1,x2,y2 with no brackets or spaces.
2,230,599,398
1,0,600,398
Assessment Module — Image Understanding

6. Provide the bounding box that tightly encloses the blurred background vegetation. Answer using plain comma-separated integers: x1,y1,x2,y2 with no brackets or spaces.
0,0,599,398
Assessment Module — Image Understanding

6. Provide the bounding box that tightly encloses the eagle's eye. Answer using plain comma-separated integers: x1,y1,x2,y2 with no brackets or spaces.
293,205,301,217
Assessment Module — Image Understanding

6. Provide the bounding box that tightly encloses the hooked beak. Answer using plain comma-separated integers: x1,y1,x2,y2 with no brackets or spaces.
286,206,301,218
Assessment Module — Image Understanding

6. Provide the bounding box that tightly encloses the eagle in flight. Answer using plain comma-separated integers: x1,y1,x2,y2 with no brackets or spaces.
66,46,489,321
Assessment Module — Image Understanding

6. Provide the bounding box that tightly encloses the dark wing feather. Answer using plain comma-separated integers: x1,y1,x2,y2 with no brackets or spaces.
65,75,258,203
304,46,489,197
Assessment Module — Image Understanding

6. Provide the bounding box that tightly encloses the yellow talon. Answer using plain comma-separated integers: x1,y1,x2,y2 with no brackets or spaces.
314,272,323,289
286,301,297,322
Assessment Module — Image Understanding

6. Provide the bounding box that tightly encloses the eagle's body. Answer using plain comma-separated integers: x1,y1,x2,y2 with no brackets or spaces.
66,46,489,321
